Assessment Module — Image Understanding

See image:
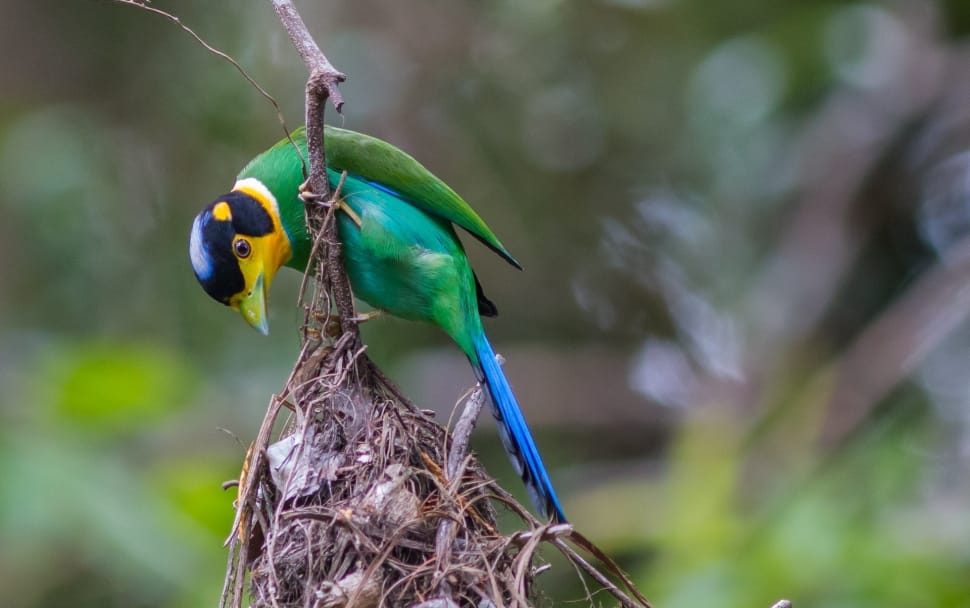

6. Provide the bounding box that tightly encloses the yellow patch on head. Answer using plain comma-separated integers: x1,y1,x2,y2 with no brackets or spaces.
212,201,232,222
231,178,292,274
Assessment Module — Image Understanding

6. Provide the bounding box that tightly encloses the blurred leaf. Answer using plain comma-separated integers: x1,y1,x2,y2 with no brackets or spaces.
0,431,210,607
152,457,238,539
41,342,196,433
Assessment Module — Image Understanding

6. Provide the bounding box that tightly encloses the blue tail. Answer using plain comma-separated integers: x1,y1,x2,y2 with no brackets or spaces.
473,333,567,523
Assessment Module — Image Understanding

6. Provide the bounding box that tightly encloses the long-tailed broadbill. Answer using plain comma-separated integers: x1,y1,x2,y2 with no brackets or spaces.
189,126,566,522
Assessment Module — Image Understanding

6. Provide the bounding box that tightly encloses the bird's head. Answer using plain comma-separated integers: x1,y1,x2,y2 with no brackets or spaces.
189,178,292,334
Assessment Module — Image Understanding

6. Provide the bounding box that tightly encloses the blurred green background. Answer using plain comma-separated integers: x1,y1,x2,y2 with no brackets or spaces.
2,0,970,606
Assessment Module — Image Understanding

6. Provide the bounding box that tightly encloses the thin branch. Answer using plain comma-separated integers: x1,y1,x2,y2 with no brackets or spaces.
271,0,357,339
559,531,652,607
270,0,346,112
550,538,645,608
114,0,295,142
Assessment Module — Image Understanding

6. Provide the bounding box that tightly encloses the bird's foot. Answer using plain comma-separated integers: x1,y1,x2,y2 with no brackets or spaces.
299,176,361,227
298,180,326,204
299,170,347,204
350,309,385,324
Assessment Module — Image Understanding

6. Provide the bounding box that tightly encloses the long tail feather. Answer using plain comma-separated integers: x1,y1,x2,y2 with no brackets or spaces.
472,333,567,522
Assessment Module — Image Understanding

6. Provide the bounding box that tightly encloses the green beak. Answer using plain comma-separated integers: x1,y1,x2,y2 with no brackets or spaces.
238,274,269,335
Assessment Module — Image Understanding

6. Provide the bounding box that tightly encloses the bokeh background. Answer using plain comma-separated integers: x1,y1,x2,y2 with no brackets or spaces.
2,0,970,606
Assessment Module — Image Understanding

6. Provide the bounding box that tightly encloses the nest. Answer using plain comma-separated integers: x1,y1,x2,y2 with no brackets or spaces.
219,177,649,608
261,339,553,605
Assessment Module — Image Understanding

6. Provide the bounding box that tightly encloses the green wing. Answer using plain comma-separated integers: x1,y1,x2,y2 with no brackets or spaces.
322,126,521,269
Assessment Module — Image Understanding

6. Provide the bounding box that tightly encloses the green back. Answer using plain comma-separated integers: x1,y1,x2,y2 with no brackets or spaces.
323,126,519,268
241,127,520,269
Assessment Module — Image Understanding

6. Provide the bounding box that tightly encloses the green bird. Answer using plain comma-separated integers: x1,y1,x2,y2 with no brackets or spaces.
189,126,566,522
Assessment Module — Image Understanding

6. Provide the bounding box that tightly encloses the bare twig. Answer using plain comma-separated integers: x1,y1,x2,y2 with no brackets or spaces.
550,538,645,608
270,0,357,340
113,0,295,143
557,531,652,608
270,0,345,113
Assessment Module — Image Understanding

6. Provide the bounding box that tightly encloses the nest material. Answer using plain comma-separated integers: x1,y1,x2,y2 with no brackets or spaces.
220,183,650,608
249,343,532,607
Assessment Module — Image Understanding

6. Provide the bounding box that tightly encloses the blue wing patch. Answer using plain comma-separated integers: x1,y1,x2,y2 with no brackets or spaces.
365,179,404,200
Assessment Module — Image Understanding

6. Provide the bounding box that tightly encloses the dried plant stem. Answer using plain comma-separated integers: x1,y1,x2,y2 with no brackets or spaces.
434,386,486,596
113,0,295,142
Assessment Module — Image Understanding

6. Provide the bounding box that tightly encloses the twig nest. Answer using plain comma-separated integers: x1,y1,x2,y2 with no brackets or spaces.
359,463,421,527
267,435,345,502
411,599,461,608
316,571,381,608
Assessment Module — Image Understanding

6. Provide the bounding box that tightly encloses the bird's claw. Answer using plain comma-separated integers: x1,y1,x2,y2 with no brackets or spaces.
298,180,327,204
349,310,385,324
299,180,362,227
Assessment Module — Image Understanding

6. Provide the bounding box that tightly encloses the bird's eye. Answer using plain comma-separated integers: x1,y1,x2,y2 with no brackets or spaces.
234,238,252,259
